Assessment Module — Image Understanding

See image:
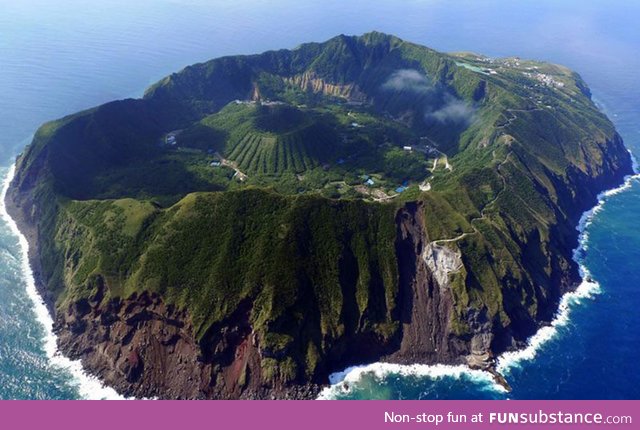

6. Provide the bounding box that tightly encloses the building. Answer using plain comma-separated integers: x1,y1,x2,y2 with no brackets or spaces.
403,146,412,151
365,178,375,186
165,130,183,145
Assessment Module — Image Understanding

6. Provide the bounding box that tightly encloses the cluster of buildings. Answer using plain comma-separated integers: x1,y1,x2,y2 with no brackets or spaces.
522,71,565,88
361,174,409,194
233,99,286,106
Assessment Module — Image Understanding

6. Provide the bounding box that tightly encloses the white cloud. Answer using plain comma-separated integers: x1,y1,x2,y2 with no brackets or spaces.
426,94,475,125
382,69,433,93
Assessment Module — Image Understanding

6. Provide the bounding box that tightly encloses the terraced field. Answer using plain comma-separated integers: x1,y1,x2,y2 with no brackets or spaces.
226,122,338,175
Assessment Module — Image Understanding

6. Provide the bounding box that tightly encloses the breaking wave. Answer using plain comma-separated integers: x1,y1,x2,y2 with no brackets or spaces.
497,159,639,372
0,164,124,400
317,362,504,400
320,156,640,399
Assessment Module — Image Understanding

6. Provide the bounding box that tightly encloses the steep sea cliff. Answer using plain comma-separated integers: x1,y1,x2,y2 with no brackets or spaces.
5,152,632,399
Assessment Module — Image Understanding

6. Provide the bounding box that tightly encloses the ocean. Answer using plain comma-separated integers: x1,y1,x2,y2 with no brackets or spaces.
0,0,638,399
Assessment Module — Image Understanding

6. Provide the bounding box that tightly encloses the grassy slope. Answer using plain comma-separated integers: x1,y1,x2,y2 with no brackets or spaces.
51,189,399,382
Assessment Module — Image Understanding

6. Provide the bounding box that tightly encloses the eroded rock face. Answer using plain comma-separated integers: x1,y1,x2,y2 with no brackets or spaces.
284,71,367,101
422,242,463,289
54,285,320,399
55,289,204,399
391,205,500,373
51,202,457,400
51,201,479,399
464,308,495,371
390,202,469,365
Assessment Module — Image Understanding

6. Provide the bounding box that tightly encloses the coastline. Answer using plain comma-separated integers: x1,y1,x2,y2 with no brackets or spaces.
0,163,124,400
318,154,640,399
1,160,321,400
3,155,637,400
496,154,640,374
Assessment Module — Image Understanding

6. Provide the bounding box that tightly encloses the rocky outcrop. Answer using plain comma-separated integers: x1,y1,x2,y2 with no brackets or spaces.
46,200,476,399
54,282,321,399
390,202,467,364
389,203,504,374
283,71,367,101
422,242,463,288
56,288,204,399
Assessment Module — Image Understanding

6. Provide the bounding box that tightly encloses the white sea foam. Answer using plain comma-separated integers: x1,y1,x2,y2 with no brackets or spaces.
495,274,601,373
497,165,640,373
317,362,504,399
0,163,125,400
319,159,640,399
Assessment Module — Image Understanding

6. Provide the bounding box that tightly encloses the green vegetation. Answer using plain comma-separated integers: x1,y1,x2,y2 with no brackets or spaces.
47,189,399,382
11,32,632,385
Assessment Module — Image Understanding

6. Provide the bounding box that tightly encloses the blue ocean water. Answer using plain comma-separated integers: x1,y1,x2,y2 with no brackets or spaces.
0,0,638,399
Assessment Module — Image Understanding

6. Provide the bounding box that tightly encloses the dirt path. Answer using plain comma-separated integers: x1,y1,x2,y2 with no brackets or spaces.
215,152,248,181
496,107,543,129
421,135,453,173
432,151,512,247
355,185,397,202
